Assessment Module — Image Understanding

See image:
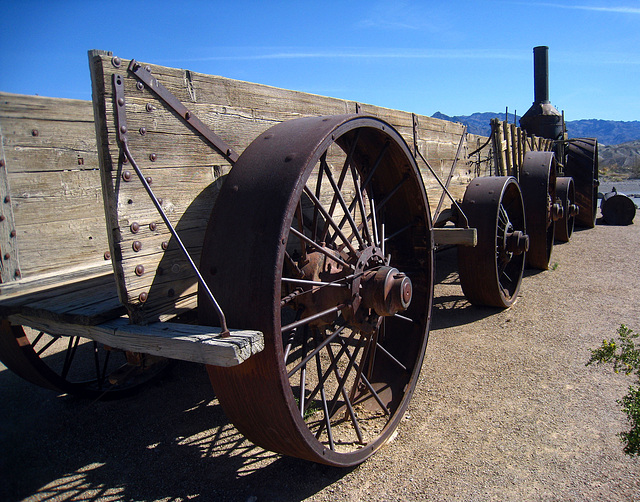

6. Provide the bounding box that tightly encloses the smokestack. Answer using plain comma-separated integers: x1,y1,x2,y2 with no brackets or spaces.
533,46,550,104
520,46,562,140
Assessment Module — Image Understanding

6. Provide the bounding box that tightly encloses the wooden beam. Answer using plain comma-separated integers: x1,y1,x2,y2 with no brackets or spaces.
433,227,477,247
9,313,264,367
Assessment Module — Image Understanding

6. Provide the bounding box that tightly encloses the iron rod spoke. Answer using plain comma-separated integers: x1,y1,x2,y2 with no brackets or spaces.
281,304,345,334
304,330,358,407
320,131,361,242
349,163,372,245
339,336,390,416
384,221,416,243
35,335,58,357
393,313,417,324
287,323,347,377
32,331,45,349
281,277,349,288
299,331,308,416
376,342,408,373
376,174,409,216
323,343,365,444
288,226,353,270
312,154,326,242
61,336,81,380
314,350,335,449
302,187,358,256
322,160,365,248
370,197,380,249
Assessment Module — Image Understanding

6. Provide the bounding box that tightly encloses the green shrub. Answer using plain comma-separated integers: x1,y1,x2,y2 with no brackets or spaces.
587,325,640,456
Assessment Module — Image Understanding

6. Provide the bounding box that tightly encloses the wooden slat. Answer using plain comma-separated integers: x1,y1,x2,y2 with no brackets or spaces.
433,227,477,247
8,313,264,367
0,92,109,280
0,272,123,326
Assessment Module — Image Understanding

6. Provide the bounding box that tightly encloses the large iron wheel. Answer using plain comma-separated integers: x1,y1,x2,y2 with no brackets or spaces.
521,152,562,270
565,138,599,228
457,176,528,308
0,320,169,399
199,114,433,466
554,177,578,242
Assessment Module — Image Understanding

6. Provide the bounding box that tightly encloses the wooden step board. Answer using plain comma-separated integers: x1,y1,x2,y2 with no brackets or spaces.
8,313,263,367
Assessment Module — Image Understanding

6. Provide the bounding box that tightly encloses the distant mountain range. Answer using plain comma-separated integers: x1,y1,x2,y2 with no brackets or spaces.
432,111,640,146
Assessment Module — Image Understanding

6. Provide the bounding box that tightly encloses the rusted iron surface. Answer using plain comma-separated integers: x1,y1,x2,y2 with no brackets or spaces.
521,151,560,270
457,176,528,308
555,177,579,242
200,114,433,466
565,138,600,228
601,189,636,225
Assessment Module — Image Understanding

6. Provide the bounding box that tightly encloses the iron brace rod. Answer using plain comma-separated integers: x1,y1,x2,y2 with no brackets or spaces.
128,60,240,165
433,127,467,221
113,73,230,336
415,147,469,229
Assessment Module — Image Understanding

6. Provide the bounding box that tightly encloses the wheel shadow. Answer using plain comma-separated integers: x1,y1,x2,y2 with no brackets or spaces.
0,360,350,502
431,246,505,330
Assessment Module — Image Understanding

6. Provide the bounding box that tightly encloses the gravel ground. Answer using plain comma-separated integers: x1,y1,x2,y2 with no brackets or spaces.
1,205,639,502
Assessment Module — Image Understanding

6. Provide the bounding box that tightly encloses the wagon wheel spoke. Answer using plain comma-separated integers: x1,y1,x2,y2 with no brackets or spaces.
202,115,433,466
0,323,171,399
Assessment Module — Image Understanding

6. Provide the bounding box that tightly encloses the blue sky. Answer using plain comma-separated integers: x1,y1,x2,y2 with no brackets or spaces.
1,0,639,121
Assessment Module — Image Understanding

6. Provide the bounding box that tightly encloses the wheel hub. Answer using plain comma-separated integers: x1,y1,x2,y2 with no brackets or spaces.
360,266,412,317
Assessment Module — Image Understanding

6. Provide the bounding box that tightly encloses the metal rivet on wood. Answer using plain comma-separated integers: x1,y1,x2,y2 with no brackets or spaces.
139,291,149,302
130,222,140,233
132,241,142,252
135,264,145,276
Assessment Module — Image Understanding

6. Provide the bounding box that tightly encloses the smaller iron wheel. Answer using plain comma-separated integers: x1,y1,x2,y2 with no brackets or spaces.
554,177,578,242
457,176,528,308
521,151,562,270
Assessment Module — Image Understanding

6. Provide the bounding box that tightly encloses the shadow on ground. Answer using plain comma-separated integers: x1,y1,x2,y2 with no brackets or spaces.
0,359,350,501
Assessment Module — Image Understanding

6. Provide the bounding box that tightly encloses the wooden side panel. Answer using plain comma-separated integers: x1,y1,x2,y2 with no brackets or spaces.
0,92,111,283
89,53,492,323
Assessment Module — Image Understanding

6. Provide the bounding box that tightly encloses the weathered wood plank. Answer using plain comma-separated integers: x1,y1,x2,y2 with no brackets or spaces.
0,92,109,281
8,313,264,367
0,272,123,326
433,227,477,246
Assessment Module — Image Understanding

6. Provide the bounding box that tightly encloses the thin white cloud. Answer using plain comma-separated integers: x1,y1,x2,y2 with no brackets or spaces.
162,48,526,63
525,3,640,14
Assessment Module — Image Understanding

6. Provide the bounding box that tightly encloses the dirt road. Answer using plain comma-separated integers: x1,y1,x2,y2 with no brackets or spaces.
1,211,639,501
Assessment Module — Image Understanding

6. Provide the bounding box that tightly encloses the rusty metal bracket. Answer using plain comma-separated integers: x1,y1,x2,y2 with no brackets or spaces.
113,73,230,336
127,60,240,165
412,113,419,157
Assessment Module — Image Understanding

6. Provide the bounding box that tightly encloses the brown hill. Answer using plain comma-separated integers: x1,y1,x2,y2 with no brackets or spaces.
599,139,640,179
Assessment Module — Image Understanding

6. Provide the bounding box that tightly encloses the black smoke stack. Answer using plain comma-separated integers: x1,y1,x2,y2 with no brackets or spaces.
520,46,563,140
533,45,550,104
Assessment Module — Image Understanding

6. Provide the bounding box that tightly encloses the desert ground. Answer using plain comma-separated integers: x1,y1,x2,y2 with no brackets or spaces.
1,194,639,502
